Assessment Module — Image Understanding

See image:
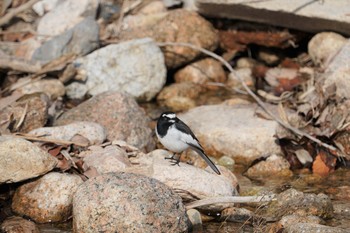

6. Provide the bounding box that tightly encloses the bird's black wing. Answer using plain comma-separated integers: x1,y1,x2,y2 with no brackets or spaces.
174,119,200,142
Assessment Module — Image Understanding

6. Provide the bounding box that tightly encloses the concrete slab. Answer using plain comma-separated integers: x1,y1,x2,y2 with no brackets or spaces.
196,0,350,35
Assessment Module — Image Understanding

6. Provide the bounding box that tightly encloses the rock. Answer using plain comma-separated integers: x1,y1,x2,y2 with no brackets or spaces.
81,145,131,173
0,137,57,184
0,93,49,134
121,1,167,30
73,172,189,233
1,216,40,233
236,57,257,69
174,58,227,90
14,78,65,100
321,40,350,99
285,223,347,233
187,209,202,232
157,82,203,111
32,18,99,63
226,68,255,90
218,155,235,171
66,38,166,101
196,0,350,36
220,207,257,223
29,121,107,145
120,9,219,68
37,0,99,37
126,150,238,211
333,202,350,217
178,103,281,164
54,91,154,151
308,32,347,66
257,48,281,65
32,0,61,16
279,214,323,229
12,172,83,223
246,154,293,178
266,188,333,219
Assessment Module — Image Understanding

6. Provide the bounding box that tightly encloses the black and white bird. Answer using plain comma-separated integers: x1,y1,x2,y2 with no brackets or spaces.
155,111,221,175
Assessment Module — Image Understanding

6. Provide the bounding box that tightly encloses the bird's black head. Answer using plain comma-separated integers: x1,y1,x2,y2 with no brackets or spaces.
156,111,177,136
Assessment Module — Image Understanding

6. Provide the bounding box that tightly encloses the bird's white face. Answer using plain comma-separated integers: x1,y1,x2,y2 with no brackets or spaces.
162,113,176,119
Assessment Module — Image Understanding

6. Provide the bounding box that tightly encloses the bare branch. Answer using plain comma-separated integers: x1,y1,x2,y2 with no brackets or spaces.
0,0,40,27
185,195,276,209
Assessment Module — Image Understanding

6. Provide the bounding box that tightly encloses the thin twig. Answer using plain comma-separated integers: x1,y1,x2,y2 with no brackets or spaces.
0,0,40,27
185,195,276,210
157,42,344,158
11,133,88,147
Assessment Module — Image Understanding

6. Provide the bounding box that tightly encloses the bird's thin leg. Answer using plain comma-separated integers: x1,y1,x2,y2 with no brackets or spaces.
165,153,177,161
165,153,181,166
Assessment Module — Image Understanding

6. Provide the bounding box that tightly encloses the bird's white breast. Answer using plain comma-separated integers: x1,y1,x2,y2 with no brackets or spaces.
156,124,200,153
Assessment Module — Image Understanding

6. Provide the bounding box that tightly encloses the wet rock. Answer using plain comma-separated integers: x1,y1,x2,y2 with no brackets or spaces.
29,121,106,146
178,103,281,164
187,209,202,232
157,82,203,111
246,154,293,178
32,18,99,63
174,58,227,90
220,207,257,223
66,38,166,101
54,91,154,151
126,150,238,211
73,172,189,233
36,0,99,37
81,145,131,173
0,137,57,184
14,78,65,100
0,93,49,134
218,155,235,171
321,40,350,99
279,214,323,228
308,32,347,66
285,223,347,233
266,188,333,219
333,202,350,217
1,216,40,233
12,172,83,223
120,9,218,68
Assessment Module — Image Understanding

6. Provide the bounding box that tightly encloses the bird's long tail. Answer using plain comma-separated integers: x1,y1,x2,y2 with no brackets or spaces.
189,143,221,175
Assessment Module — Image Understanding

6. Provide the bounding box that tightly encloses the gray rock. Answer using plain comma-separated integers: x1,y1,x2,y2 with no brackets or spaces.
32,18,99,63
186,209,202,232
82,145,131,173
126,150,238,211
37,0,99,37
12,172,83,223
285,223,347,233
73,172,189,233
29,121,107,145
246,154,292,178
220,207,257,223
66,38,166,101
321,40,350,99
54,91,154,151
308,32,347,66
15,78,65,100
179,103,281,164
0,137,57,184
196,0,350,36
1,216,40,233
279,214,323,229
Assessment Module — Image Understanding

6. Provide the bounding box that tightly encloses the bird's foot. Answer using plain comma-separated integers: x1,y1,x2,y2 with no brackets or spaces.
165,153,181,166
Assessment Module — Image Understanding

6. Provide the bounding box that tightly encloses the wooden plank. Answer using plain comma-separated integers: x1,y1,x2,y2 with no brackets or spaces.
196,0,350,35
